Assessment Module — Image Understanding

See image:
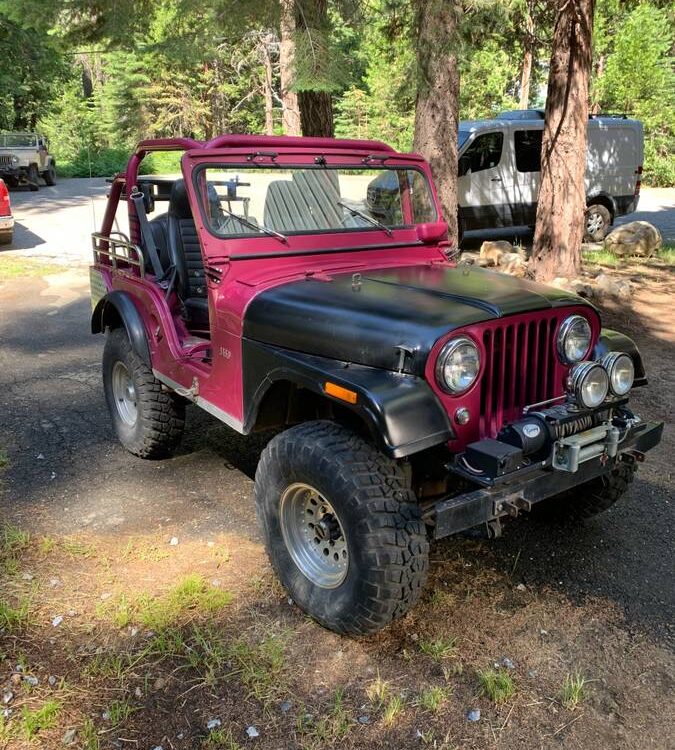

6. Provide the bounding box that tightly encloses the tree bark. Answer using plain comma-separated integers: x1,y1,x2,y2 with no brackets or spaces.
519,0,535,109
294,0,334,137
412,0,460,244
261,41,275,135
279,0,302,135
532,0,595,281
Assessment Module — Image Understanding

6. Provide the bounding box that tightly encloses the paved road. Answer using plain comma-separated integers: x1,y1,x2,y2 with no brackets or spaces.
4,179,675,263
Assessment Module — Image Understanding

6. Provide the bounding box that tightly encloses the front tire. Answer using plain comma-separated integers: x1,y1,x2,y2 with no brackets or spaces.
584,204,611,242
540,459,636,523
27,164,40,191
103,328,185,458
255,421,429,635
43,165,56,186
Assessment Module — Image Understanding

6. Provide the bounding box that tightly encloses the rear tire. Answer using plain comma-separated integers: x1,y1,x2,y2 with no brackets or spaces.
102,327,185,458
255,421,429,635
538,459,636,523
0,231,11,245
583,204,611,242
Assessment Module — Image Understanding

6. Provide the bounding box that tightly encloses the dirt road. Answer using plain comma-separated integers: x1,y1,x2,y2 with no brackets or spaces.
0,189,673,748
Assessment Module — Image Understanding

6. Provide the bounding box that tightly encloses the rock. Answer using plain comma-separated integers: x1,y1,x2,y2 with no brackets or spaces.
153,677,166,691
595,273,633,300
151,746,163,750
480,240,513,267
2,691,13,705
100,592,113,601
569,280,594,299
48,676,57,686
49,578,61,588
357,715,371,724
206,718,221,730
498,253,529,278
280,701,292,714
604,221,661,258
24,675,39,687
62,728,77,746
52,615,64,627
10,674,21,686
246,725,260,738
515,583,526,592
37,453,45,460
500,657,515,670
21,572,34,581
134,687,143,699
459,251,480,265
527,670,538,678
467,709,481,722
169,537,179,546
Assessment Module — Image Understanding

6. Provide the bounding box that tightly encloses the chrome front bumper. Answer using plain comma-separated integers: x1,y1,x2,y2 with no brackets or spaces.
0,215,14,232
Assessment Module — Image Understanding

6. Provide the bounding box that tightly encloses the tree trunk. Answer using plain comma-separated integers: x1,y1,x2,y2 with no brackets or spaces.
519,1,535,109
294,0,334,137
279,0,301,135
413,0,460,244
261,43,275,135
532,0,595,281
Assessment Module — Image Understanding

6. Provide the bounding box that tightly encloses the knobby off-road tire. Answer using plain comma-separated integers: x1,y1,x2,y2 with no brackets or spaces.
43,165,56,186
28,164,40,191
542,459,637,523
583,204,612,242
255,421,429,635
103,327,185,458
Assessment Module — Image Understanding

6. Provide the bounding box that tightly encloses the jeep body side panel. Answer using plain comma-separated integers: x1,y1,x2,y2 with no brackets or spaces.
594,328,647,386
242,340,453,458
243,265,593,376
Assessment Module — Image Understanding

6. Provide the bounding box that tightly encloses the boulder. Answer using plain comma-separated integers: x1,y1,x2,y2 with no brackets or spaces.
604,221,662,258
499,254,529,278
595,272,632,300
479,240,513,267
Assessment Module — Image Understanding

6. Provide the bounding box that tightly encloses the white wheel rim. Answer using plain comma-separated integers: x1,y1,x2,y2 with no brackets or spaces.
279,483,349,588
111,361,138,426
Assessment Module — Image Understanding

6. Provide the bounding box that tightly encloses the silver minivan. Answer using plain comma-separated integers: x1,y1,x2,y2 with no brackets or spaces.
457,110,644,242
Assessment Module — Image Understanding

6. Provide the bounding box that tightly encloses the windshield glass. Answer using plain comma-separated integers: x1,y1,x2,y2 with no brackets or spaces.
195,165,436,238
458,129,472,149
0,134,37,148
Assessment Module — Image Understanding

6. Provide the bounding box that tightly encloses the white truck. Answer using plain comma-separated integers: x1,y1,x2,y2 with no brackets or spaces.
0,132,56,191
457,110,643,242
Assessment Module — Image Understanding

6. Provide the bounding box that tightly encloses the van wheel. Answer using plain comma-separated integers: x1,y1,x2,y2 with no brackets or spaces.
103,328,185,458
28,164,40,191
255,421,429,635
584,204,611,242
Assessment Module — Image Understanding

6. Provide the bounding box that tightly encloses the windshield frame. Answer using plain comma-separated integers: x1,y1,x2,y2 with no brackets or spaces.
190,161,438,245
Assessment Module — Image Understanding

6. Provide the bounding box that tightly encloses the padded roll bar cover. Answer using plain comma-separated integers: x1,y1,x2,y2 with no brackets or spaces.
91,290,151,368
593,328,647,386
243,340,454,458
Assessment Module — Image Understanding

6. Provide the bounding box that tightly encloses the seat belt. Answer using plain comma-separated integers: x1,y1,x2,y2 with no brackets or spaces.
130,187,165,280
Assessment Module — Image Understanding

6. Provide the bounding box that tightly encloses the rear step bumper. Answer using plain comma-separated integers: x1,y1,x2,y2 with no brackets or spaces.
428,420,663,539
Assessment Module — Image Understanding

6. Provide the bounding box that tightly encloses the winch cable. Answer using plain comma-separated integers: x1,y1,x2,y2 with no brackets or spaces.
131,189,165,281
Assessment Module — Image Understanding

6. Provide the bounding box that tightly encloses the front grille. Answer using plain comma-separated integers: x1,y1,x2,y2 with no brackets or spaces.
479,313,566,438
0,155,14,167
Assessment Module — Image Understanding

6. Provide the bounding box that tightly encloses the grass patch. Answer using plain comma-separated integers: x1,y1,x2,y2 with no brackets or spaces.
382,694,405,725
0,523,30,574
582,243,675,268
83,652,130,680
0,596,31,633
21,700,61,738
0,256,64,281
477,668,516,704
365,673,390,710
297,688,352,746
419,636,457,662
81,718,100,750
39,536,56,554
62,536,96,558
105,698,136,728
0,449,8,470
228,634,287,704
203,727,242,749
560,672,587,710
416,685,451,713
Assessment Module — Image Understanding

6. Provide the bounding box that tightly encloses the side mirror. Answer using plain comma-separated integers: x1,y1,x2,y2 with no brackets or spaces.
416,221,449,244
458,155,471,177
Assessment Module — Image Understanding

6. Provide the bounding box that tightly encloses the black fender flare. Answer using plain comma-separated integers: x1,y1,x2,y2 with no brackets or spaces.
91,290,151,368
243,340,453,458
593,328,647,387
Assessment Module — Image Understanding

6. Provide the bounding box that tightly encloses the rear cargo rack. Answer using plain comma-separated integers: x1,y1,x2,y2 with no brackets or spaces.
92,231,145,277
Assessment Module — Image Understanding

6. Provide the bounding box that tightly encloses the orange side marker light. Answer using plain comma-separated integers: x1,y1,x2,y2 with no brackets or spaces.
324,382,358,404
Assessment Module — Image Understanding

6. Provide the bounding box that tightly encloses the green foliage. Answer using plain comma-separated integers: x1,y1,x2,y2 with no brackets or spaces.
21,700,61,738
477,668,516,703
593,1,675,186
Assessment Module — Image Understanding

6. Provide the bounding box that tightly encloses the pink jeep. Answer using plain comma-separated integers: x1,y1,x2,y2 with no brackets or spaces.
90,135,662,634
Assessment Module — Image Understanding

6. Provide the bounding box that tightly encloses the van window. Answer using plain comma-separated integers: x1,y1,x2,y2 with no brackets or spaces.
514,130,543,172
459,132,503,176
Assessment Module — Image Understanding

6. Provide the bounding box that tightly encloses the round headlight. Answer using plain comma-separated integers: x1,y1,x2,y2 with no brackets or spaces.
435,337,480,394
557,315,592,364
567,361,609,409
10,155,18,166
601,352,634,396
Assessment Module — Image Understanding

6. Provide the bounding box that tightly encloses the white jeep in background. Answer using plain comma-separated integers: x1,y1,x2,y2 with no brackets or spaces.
0,132,56,191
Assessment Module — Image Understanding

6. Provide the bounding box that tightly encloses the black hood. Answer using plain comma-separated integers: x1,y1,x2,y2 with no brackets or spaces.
243,264,591,374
